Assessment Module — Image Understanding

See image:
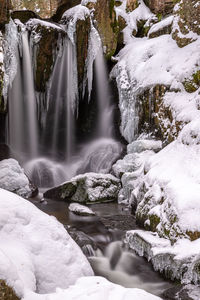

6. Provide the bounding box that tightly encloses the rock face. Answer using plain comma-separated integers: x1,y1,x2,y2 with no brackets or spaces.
0,0,12,30
144,0,174,15
0,158,38,198
87,0,119,59
172,0,200,47
11,0,81,19
44,173,121,204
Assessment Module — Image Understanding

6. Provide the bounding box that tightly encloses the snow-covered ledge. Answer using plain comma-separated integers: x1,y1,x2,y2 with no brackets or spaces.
125,230,200,284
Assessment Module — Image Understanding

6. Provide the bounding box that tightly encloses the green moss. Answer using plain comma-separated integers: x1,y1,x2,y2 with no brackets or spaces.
183,71,200,93
156,13,163,22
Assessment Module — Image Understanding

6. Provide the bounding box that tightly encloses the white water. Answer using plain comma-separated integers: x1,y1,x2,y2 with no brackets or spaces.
89,241,172,297
7,29,38,158
95,48,114,138
7,20,122,188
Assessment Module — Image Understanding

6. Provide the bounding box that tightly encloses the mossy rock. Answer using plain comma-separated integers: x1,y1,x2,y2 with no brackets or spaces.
172,0,200,47
0,280,20,300
11,10,39,24
126,0,139,12
183,71,200,93
31,23,66,92
93,0,119,59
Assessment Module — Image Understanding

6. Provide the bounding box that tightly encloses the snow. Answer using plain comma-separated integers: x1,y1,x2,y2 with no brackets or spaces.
61,5,90,44
26,19,63,31
0,159,33,198
22,277,162,300
69,203,95,216
111,28,200,142
0,189,163,300
115,0,156,44
148,15,174,37
0,189,93,297
81,0,97,5
125,230,200,284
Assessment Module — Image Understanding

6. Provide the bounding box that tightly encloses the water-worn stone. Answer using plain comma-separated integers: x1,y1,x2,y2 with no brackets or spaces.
44,172,121,204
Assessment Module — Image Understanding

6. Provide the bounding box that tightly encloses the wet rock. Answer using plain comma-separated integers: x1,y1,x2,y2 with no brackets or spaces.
67,227,97,256
162,284,200,300
143,0,175,15
0,158,38,198
11,10,40,24
0,144,11,161
44,172,121,204
26,19,66,93
0,0,12,31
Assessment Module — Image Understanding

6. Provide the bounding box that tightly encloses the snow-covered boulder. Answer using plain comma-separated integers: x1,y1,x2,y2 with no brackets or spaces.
112,153,143,178
0,158,38,198
0,189,93,298
23,276,162,300
44,173,121,204
69,203,95,216
127,140,162,154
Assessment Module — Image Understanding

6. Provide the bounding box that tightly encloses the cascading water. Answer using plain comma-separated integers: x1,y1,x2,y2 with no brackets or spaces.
7,27,38,158
6,18,122,188
95,48,114,138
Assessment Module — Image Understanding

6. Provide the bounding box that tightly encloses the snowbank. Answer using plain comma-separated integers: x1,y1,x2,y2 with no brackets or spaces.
22,277,162,300
0,189,93,297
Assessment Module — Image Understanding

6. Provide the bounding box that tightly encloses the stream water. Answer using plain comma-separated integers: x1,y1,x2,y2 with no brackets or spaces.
31,196,174,298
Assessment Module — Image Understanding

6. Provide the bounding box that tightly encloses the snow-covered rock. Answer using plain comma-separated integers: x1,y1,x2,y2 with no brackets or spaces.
23,276,162,300
112,153,143,178
44,173,121,204
127,140,162,154
125,230,200,285
69,203,95,216
0,158,37,198
0,189,93,297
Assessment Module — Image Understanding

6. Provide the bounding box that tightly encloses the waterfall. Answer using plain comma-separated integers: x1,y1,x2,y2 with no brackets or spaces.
7,28,38,158
43,37,77,162
6,19,122,189
95,48,114,138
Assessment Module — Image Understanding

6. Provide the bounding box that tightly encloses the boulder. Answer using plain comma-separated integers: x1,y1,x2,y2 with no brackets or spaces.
0,158,38,198
44,172,121,204
69,203,95,216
